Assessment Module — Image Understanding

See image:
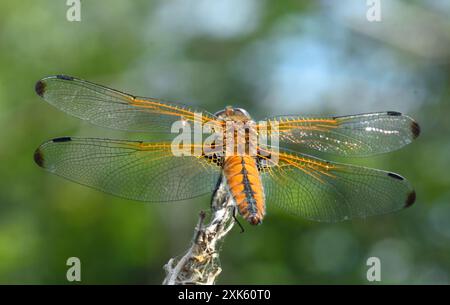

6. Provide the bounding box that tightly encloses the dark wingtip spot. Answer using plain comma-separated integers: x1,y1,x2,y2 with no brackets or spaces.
387,111,402,116
405,191,416,208
34,148,44,167
52,136,72,143
411,121,421,139
35,80,46,97
388,172,404,180
56,75,74,81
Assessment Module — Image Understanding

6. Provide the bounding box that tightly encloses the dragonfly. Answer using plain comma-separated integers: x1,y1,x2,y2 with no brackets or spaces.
34,75,420,225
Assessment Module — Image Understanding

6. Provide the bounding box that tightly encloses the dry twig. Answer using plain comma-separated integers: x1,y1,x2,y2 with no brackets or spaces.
163,178,235,285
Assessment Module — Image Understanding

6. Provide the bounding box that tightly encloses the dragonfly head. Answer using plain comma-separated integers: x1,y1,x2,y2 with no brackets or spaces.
214,106,252,121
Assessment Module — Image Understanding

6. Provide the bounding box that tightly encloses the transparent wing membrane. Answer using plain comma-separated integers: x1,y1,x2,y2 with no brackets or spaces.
34,75,419,221
34,137,221,202
35,75,218,133
259,148,415,222
261,112,420,156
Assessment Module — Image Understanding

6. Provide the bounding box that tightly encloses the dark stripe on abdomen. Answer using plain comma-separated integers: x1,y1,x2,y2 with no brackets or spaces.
223,156,265,225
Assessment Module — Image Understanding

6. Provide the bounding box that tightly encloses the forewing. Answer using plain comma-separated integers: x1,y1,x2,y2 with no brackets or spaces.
35,75,218,133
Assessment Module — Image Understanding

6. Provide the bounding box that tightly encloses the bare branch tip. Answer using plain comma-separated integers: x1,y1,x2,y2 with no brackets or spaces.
162,178,235,285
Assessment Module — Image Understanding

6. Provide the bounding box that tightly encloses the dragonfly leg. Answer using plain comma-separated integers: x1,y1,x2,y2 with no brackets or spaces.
232,206,245,234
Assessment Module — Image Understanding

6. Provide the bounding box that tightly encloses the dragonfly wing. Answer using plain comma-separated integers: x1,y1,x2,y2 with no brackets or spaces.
34,137,221,202
262,112,420,156
35,75,218,133
259,149,416,222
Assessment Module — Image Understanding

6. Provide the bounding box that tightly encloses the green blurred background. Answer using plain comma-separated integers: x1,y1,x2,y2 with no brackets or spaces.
1,0,449,284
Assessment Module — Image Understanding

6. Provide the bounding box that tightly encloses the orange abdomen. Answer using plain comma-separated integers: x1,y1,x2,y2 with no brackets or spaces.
223,156,265,225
